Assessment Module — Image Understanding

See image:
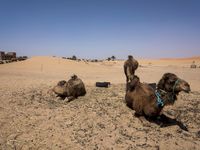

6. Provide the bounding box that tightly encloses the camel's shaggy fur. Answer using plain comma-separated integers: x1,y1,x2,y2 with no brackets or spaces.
125,73,190,117
53,75,86,101
124,55,139,83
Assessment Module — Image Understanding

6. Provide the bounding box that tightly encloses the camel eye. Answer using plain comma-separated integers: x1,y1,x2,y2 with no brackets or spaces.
169,80,175,84
184,83,189,87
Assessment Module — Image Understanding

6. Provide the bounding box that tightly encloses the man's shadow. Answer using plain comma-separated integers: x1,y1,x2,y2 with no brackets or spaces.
144,114,188,131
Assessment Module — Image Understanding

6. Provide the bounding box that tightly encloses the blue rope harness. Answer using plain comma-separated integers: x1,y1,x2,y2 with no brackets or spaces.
155,79,179,108
155,90,164,107
172,79,179,94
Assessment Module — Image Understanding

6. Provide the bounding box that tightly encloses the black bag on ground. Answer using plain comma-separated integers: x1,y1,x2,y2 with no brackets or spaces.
96,82,111,88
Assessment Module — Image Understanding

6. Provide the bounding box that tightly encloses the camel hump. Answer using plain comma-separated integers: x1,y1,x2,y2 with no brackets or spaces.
71,74,78,80
67,75,86,96
68,75,82,85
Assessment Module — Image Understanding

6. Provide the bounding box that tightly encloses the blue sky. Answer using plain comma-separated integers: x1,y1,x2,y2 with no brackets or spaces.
0,0,200,59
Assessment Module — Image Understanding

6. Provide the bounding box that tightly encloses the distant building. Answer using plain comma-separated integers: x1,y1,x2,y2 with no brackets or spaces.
0,51,6,60
5,52,17,60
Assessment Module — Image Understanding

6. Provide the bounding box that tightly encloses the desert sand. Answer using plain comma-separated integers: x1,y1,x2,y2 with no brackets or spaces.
0,56,200,149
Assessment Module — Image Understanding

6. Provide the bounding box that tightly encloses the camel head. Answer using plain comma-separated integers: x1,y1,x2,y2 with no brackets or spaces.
128,75,140,91
128,55,133,60
71,74,78,80
157,73,190,94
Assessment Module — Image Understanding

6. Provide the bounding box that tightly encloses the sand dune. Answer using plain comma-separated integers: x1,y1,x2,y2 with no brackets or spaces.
160,56,200,60
0,56,199,90
0,56,200,149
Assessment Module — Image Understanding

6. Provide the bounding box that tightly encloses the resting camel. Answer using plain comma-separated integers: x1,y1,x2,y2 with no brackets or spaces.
125,73,190,118
53,75,86,101
124,55,139,84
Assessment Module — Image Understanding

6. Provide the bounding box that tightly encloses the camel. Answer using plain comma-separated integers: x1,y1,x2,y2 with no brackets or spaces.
53,75,86,101
125,73,190,118
124,55,139,83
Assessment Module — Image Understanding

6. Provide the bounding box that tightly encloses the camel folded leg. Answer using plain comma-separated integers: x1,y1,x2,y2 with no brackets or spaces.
64,96,75,102
134,112,148,124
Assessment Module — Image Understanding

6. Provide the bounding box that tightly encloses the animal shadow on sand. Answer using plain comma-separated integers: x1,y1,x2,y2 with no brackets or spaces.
142,114,188,131
146,83,188,131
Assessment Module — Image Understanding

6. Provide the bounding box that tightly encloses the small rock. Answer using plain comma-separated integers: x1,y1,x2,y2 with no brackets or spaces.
64,97,70,102
196,131,200,138
56,97,63,101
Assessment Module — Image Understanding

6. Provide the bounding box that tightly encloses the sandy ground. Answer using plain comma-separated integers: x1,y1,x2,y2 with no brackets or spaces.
0,56,200,149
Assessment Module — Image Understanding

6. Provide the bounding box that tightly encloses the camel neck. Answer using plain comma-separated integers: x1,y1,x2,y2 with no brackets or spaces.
157,89,177,106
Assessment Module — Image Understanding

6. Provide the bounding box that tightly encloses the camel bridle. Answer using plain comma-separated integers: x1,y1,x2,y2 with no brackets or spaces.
155,79,179,108
155,90,164,108
172,79,180,94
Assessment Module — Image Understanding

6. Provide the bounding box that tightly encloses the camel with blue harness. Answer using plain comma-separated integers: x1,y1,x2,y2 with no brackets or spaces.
125,73,190,120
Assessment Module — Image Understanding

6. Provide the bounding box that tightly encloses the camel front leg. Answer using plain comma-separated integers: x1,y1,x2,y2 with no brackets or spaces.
64,96,75,102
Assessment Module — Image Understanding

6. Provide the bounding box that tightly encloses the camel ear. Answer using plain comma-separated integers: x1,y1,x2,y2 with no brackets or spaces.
128,76,139,91
157,73,170,89
157,78,165,89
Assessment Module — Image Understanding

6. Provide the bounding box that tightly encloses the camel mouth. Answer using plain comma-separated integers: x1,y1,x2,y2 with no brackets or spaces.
184,90,190,93
179,81,190,93
182,87,191,93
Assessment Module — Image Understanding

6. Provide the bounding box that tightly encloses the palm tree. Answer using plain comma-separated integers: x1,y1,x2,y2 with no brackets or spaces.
72,55,77,60
111,55,116,61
